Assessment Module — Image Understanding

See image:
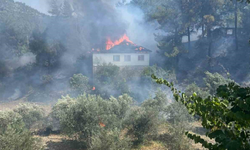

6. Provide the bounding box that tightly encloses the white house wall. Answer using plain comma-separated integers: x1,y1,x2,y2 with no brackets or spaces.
93,53,150,67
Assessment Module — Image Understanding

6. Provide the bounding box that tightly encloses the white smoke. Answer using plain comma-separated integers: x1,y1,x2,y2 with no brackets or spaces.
7,52,36,70
117,4,159,50
14,0,50,14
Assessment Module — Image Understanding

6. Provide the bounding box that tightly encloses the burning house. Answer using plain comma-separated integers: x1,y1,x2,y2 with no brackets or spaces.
92,34,152,72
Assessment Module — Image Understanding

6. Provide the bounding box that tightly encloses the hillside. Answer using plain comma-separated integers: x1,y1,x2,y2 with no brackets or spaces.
0,0,49,56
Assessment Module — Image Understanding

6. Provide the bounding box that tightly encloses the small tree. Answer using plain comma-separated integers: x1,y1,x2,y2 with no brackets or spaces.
61,1,73,18
52,94,133,148
0,111,44,150
14,104,45,130
48,0,61,16
203,71,233,95
185,83,210,99
123,106,160,145
69,74,90,94
152,74,250,150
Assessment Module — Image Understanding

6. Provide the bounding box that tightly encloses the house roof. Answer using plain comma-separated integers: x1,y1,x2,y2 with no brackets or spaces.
93,41,152,53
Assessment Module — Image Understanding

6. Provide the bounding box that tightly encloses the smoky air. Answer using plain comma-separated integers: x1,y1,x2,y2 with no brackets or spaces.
0,0,250,150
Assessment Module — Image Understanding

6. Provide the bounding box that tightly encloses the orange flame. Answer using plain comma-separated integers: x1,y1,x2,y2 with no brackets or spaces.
106,34,134,50
99,122,106,127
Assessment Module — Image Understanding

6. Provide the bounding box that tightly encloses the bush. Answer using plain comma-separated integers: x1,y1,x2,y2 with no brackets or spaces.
14,104,45,129
0,111,44,150
185,72,234,98
142,89,168,111
165,101,194,124
94,63,129,98
69,73,90,94
52,91,196,149
203,71,233,95
185,83,210,99
90,129,132,150
42,74,53,85
124,106,160,145
52,94,133,148
142,65,177,83
153,75,250,150
94,63,120,83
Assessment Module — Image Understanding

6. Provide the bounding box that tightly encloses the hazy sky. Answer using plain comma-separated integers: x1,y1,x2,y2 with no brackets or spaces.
14,0,49,14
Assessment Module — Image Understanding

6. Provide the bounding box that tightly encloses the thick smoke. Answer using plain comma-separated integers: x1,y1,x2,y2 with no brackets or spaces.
0,0,165,102
14,0,49,14
8,53,36,69
118,4,159,50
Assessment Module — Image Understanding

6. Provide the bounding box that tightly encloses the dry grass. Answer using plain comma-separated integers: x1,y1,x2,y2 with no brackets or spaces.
134,141,168,150
0,100,25,111
0,99,52,115
35,135,80,150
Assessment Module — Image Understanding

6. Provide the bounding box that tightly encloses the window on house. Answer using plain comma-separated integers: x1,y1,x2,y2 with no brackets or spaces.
138,55,144,61
113,55,120,61
124,55,131,61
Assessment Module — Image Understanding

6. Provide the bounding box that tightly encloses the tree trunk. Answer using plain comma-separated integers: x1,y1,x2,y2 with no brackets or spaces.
188,26,191,50
234,0,238,51
174,27,179,73
202,19,205,38
207,27,212,71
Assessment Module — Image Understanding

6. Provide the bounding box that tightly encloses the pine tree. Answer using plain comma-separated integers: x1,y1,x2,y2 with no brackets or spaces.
62,1,73,18
48,0,61,16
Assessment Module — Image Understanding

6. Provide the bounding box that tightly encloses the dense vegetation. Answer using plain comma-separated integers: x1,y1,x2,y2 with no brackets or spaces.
153,75,250,150
0,104,45,150
0,0,250,150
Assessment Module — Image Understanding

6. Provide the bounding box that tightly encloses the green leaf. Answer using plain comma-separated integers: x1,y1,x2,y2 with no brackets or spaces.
226,141,241,150
208,130,224,139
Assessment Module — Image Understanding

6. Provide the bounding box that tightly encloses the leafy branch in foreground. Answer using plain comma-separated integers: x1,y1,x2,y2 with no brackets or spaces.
152,74,250,150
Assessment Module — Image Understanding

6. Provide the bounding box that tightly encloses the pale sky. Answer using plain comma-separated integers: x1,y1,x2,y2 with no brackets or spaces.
14,0,49,14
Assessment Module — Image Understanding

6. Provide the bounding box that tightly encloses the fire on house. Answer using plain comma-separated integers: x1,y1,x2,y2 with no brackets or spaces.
92,34,152,72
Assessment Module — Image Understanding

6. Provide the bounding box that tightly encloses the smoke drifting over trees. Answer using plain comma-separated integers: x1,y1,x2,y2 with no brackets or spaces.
0,0,249,102
0,0,250,149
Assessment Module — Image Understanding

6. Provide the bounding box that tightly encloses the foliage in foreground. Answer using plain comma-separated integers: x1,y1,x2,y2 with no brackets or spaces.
13,104,45,130
152,74,250,150
69,73,90,94
185,72,233,99
52,94,134,148
0,111,44,150
51,90,193,150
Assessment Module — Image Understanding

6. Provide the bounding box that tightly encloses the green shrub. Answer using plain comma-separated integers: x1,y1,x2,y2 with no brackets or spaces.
158,123,192,150
142,65,177,83
185,72,233,98
94,63,129,98
203,71,233,95
42,74,53,85
52,94,133,148
14,104,45,129
123,106,160,145
0,111,44,150
142,89,168,111
185,83,210,99
109,94,134,120
69,74,90,94
90,128,132,150
94,63,120,83
153,75,250,150
165,101,194,124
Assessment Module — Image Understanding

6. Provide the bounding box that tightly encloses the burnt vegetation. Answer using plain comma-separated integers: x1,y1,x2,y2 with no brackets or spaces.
0,0,250,150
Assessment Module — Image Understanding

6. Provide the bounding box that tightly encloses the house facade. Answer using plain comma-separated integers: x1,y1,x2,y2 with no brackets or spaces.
93,53,150,67
92,42,151,70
